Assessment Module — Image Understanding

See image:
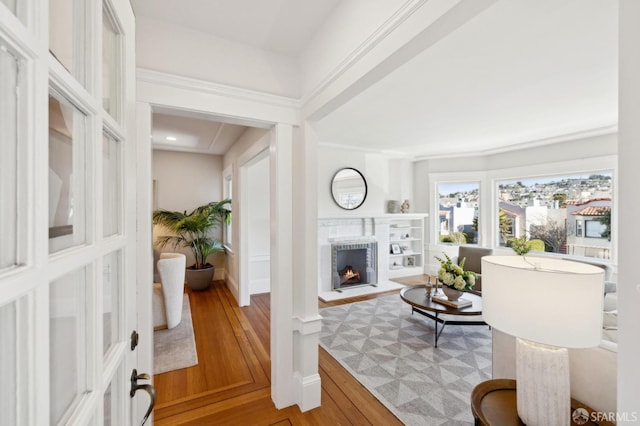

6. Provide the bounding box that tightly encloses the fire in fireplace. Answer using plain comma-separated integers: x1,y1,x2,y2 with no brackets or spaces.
339,265,361,285
331,240,377,291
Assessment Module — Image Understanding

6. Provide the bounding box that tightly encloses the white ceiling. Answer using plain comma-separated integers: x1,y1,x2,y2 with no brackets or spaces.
133,0,618,159
315,0,618,158
130,0,340,55
151,111,248,155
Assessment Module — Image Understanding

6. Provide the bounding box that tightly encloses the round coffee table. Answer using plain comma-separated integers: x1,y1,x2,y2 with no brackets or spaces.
400,285,486,347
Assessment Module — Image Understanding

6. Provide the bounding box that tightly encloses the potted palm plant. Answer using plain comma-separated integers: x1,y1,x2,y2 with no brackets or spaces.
153,199,231,290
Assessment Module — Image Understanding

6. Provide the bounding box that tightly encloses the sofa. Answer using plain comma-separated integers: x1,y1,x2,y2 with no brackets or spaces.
455,246,493,293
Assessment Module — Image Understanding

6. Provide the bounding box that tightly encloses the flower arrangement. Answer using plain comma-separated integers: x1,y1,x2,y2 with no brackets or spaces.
434,253,476,291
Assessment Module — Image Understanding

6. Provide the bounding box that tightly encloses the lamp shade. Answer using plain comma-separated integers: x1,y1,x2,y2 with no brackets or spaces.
481,256,604,348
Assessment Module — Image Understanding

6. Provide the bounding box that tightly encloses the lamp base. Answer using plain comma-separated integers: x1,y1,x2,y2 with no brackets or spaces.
516,337,570,426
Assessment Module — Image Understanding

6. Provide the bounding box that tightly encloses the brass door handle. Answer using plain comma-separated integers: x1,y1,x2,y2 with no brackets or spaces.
130,369,156,426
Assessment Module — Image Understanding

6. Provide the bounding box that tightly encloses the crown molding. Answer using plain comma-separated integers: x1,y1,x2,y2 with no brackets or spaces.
301,0,428,111
412,125,619,162
317,142,413,159
137,68,301,110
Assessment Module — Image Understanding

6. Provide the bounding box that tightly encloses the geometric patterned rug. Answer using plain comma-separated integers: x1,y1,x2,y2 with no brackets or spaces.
320,294,492,425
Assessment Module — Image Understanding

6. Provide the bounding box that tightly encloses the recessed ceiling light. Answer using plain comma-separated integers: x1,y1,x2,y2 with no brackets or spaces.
166,136,177,141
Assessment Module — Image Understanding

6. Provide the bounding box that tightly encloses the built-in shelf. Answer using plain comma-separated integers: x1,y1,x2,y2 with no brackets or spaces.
387,215,426,278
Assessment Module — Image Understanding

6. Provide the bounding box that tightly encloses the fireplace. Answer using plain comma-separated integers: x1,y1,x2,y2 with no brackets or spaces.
331,240,377,291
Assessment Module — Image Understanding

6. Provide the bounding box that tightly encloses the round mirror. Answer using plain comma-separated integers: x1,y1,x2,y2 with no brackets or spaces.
331,168,368,210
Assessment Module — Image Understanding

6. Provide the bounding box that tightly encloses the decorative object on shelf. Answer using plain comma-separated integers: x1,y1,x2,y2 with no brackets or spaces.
441,285,463,301
387,200,400,213
434,252,476,295
390,243,401,254
482,256,604,426
400,199,410,213
331,167,367,210
404,255,416,267
390,261,403,270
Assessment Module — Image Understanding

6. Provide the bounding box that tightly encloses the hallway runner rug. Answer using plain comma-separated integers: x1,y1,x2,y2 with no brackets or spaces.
154,295,198,375
319,294,491,425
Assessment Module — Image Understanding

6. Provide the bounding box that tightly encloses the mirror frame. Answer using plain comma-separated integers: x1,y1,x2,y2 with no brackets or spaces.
331,167,368,210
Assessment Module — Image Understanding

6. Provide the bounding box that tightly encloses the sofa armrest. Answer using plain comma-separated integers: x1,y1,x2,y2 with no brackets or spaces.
604,281,617,295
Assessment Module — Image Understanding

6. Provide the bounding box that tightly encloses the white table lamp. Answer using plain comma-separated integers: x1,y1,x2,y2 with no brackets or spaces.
481,256,604,426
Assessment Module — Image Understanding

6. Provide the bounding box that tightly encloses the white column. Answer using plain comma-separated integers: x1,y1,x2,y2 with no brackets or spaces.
291,122,322,411
134,102,154,422
618,0,640,416
270,123,295,408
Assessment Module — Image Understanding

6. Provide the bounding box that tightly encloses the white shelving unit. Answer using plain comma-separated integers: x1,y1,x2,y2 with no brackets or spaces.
387,215,425,278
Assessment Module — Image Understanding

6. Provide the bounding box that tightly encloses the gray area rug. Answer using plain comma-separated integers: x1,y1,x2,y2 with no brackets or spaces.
320,295,492,425
154,295,198,375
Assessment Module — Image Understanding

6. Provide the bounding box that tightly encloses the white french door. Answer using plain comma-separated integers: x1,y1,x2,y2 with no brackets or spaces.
0,0,149,425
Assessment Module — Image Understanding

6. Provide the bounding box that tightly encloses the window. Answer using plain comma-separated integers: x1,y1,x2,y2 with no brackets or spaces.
438,182,479,244
497,173,612,258
223,174,233,248
585,220,607,238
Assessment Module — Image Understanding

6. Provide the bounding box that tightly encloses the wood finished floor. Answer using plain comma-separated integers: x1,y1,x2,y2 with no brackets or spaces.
153,280,404,425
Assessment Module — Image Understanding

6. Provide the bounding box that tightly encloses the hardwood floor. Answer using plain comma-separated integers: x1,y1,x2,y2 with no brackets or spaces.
153,281,404,425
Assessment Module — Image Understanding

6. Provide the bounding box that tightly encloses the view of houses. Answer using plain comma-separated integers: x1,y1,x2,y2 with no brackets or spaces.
439,174,613,259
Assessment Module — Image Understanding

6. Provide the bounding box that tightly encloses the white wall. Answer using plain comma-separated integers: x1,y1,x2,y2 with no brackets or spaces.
152,150,224,212
222,127,271,303
152,150,226,277
136,17,300,98
247,154,271,295
318,144,415,217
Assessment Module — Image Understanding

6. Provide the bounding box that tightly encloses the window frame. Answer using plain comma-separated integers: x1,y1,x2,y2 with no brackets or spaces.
429,156,617,265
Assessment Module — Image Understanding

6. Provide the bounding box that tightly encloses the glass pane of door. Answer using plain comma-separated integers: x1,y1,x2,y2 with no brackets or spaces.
49,0,86,85
49,92,87,253
103,366,122,426
103,132,121,237
102,7,121,120
0,43,18,269
103,382,113,426
103,251,121,355
0,297,28,425
50,267,89,424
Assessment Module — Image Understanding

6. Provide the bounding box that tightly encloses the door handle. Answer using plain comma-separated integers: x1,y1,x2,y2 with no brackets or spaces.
130,369,156,426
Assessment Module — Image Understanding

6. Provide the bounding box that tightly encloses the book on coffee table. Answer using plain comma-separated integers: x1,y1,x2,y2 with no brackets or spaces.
432,295,472,309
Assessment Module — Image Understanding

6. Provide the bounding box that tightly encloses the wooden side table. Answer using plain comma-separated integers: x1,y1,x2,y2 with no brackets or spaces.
470,379,615,426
